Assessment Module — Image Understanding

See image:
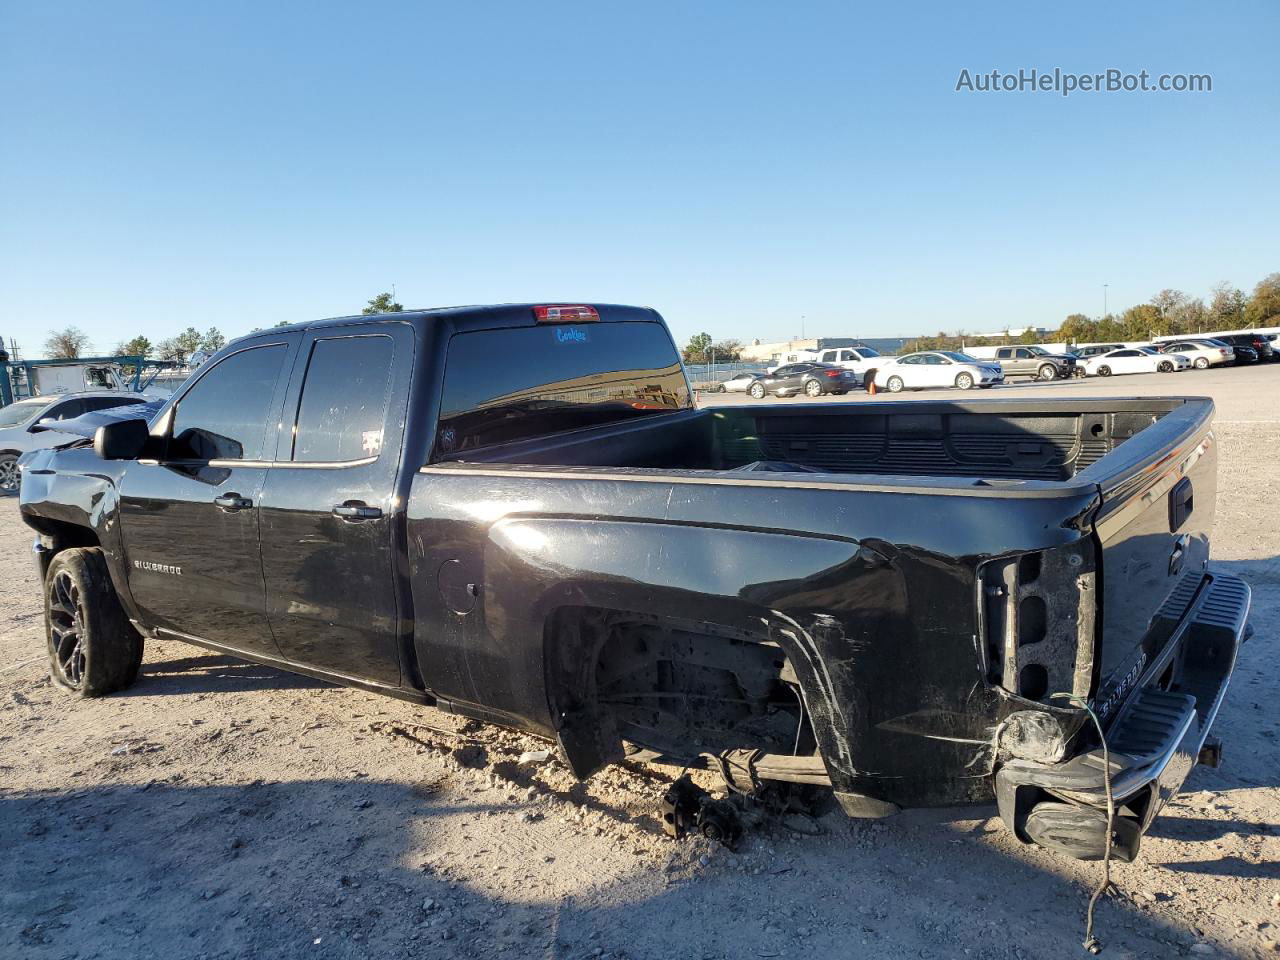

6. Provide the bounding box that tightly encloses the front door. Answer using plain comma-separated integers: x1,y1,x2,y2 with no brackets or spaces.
119,338,297,654
257,325,413,686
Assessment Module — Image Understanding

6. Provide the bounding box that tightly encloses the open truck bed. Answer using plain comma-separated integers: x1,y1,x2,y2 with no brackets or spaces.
19,305,1249,862
420,392,1246,861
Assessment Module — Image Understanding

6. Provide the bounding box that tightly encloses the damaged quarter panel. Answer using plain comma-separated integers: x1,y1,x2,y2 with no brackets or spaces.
408,468,1100,810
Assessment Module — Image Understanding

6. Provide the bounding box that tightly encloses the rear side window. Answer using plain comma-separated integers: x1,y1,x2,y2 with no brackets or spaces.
43,399,86,421
292,336,395,462
82,396,144,413
436,321,689,456
170,345,287,461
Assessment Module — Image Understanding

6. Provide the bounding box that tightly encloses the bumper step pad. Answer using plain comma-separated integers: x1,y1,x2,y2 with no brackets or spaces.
996,573,1250,861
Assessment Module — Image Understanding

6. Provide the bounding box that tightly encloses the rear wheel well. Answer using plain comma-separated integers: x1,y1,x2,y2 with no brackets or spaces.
545,607,816,771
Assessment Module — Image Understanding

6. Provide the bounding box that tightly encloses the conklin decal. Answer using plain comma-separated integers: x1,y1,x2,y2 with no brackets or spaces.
133,559,182,576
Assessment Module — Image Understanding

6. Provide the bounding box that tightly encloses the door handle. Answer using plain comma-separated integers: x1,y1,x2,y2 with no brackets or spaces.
332,501,382,521
214,493,253,512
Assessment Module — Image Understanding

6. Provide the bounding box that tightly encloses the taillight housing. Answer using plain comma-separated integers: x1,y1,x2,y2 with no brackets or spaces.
825,370,840,377
534,304,599,322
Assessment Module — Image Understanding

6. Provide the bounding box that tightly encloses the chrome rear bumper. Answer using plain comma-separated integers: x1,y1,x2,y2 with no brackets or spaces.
995,573,1250,861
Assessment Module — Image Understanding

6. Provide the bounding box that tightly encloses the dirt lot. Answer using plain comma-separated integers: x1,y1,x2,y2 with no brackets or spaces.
2,371,1278,960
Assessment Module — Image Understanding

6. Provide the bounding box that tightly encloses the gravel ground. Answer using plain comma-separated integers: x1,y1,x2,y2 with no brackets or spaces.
2,374,1278,960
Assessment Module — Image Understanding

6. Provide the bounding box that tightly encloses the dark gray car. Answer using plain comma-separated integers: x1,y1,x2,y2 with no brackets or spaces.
0,392,150,494
748,362,860,398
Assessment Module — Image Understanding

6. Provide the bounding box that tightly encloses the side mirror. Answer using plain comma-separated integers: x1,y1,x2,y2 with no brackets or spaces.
94,419,150,460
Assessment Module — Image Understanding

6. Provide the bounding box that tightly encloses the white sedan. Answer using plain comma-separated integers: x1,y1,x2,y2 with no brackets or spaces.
714,372,762,393
875,351,1004,392
1084,347,1190,377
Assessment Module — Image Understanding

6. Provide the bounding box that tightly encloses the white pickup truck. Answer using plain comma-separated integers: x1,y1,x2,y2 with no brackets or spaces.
770,345,884,383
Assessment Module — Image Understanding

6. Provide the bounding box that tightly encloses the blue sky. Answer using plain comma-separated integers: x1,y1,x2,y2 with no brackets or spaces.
2,1,1277,356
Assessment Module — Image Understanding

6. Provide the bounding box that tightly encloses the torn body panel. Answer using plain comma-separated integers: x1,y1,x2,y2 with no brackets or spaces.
407,478,1103,811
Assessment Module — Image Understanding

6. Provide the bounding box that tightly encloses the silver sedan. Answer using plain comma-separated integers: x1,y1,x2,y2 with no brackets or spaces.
0,391,150,495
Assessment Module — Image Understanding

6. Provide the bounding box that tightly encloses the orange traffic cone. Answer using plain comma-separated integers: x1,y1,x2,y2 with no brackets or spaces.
867,379,878,396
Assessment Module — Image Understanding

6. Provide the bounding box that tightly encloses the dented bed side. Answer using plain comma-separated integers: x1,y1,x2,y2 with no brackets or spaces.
405,460,1104,813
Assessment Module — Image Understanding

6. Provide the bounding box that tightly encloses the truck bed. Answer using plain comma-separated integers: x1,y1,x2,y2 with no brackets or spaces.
449,396,1187,484
419,394,1221,835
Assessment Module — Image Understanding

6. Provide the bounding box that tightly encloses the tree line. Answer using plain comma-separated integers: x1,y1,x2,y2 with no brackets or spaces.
35,291,406,363
681,332,744,364
40,326,228,363
904,273,1280,354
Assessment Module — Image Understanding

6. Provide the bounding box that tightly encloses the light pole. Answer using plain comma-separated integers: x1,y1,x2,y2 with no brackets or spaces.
1103,284,1109,322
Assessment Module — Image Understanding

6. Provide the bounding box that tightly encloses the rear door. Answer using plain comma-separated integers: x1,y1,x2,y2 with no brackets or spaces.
257,324,414,685
119,338,297,653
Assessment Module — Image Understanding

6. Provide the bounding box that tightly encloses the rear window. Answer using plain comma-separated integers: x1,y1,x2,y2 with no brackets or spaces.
292,335,395,462
436,321,689,456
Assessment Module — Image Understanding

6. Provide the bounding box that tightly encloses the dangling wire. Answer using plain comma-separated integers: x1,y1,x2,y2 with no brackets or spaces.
790,683,806,757
1050,692,1115,955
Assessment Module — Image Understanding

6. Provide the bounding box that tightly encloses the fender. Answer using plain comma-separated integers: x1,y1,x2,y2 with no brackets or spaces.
18,447,144,627
477,516,909,800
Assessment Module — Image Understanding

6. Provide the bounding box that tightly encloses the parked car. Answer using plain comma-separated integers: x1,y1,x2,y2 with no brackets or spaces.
875,351,1003,392
0,391,151,495
19,303,1249,864
1082,347,1189,377
1072,344,1126,360
1217,332,1273,362
1156,340,1233,369
746,362,859,398
711,372,760,393
986,345,1077,381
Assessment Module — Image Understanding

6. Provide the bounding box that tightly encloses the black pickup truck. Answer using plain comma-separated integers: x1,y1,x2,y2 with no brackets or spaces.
18,303,1250,862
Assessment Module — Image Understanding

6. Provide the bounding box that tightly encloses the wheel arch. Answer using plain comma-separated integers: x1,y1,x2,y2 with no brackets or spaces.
20,468,141,627
480,516,899,795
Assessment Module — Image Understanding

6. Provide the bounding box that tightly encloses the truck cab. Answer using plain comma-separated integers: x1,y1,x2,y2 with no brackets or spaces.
815,345,882,380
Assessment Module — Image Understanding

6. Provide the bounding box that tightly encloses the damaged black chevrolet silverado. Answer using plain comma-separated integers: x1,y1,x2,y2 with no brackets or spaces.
18,303,1250,862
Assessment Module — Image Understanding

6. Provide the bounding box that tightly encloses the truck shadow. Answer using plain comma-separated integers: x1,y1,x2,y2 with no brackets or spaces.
125,652,331,697
0,776,1253,960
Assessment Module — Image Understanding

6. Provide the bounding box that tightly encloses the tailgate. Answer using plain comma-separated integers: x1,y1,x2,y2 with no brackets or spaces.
1078,399,1216,723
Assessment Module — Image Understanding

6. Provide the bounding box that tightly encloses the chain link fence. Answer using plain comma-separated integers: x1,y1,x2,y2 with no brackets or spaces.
683,362,770,391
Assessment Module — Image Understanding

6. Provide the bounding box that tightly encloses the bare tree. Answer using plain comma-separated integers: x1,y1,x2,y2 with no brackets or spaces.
44,326,91,359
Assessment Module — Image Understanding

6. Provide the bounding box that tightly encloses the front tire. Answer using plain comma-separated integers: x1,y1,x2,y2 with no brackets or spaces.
1194,357,1209,369
1037,364,1057,381
886,375,905,393
748,382,766,399
1158,360,1174,373
804,379,823,397
954,372,974,390
1097,365,1112,377
0,453,19,497
45,548,144,697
